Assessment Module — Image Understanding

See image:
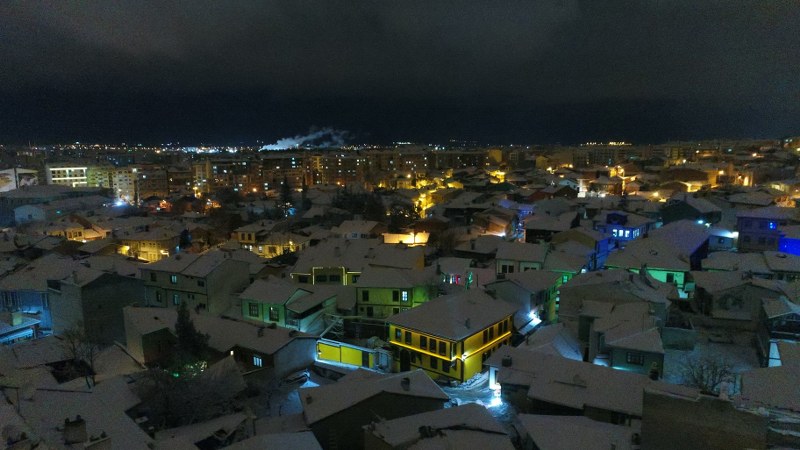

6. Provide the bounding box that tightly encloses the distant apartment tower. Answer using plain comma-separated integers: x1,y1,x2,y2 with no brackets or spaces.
45,164,88,187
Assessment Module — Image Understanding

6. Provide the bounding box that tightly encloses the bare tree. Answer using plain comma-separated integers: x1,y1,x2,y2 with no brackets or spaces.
680,354,733,395
61,324,100,388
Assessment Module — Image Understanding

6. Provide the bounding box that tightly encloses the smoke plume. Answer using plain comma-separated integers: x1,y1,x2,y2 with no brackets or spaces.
262,127,350,150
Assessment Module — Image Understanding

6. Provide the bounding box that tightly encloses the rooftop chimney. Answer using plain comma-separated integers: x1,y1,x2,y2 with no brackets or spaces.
63,416,87,445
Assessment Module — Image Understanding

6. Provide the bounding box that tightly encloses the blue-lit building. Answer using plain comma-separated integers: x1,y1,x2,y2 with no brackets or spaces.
593,210,655,248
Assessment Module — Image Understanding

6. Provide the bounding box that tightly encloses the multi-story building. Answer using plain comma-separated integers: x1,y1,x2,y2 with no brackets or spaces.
353,266,435,319
140,249,252,315
45,164,89,187
239,278,337,334
737,206,800,253
387,289,516,383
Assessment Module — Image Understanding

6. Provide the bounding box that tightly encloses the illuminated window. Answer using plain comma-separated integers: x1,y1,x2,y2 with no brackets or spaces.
401,291,409,302
170,275,177,284
626,352,645,365
253,355,263,367
395,329,402,340
269,307,279,321
172,293,180,305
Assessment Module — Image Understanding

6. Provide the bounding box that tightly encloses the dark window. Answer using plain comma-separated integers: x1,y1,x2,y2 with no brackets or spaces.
315,275,328,283
626,352,645,365
392,290,400,302
758,237,766,245
269,307,279,321
155,291,162,302
362,291,370,302
366,306,374,317
429,338,437,351
405,331,412,344
430,357,438,370
483,329,488,344
420,336,427,349
329,274,341,282
438,341,447,356
197,280,205,287
248,303,259,317
150,273,156,282
172,293,180,305
489,327,494,340
298,275,309,283
442,360,451,372
666,273,675,283
743,236,751,243
392,307,399,315
352,275,360,283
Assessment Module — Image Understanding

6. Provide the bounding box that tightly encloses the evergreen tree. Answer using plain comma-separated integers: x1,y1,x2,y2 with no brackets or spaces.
174,301,210,365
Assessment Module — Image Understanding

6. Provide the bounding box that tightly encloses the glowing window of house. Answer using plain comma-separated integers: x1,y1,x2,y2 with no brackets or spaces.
624,230,630,238
253,355,263,367
401,291,409,302
257,246,263,253
170,275,177,284
248,304,259,317
626,352,645,365
269,307,279,321
395,328,402,340
172,294,180,305
769,222,777,230
612,229,618,237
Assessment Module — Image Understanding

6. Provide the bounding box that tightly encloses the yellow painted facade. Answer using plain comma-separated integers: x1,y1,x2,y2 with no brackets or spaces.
388,315,513,383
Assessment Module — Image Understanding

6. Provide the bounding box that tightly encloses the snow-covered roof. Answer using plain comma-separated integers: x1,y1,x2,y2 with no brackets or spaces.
299,369,448,425
387,289,517,341
517,414,639,450
495,241,548,263
226,432,322,450
364,403,508,449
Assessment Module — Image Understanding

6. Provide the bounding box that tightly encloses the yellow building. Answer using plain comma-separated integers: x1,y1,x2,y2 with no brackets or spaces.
387,289,517,383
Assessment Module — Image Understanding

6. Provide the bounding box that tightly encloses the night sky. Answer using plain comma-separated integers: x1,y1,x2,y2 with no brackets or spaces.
1,1,798,145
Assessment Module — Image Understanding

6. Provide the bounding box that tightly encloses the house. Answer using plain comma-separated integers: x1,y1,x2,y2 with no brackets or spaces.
736,206,800,253
558,270,673,343
485,270,562,329
778,225,800,256
0,253,89,330
239,277,338,334
0,311,40,345
48,265,144,344
333,220,389,240
690,271,790,328
605,220,710,291
290,238,425,286
471,206,518,237
586,302,665,378
551,226,610,270
118,226,182,262
354,266,436,320
362,403,514,450
661,192,722,225
592,210,655,248
760,297,800,366
453,234,503,262
495,241,549,276
387,289,516,383
485,348,696,425
123,306,316,377
141,249,252,315
299,369,449,450
642,387,771,450
524,211,580,243
435,256,477,288
517,414,640,450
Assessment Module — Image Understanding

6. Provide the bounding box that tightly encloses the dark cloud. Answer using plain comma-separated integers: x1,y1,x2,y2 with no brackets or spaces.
1,1,798,144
